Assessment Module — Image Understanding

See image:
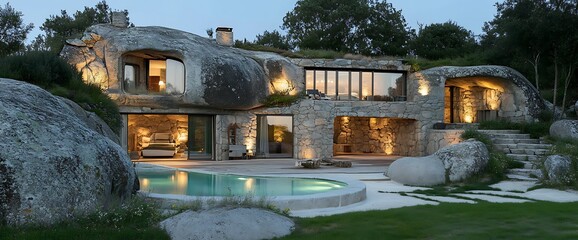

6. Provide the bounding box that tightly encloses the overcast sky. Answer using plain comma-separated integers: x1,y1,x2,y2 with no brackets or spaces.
8,0,502,43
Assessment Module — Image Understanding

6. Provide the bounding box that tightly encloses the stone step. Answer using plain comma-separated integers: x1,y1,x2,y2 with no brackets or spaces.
507,154,540,161
494,138,541,145
516,143,552,150
479,129,521,134
508,148,549,155
488,133,531,140
508,168,542,178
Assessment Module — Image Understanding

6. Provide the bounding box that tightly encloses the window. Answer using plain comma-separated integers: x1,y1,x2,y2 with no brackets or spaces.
305,68,406,101
257,115,293,158
123,52,185,94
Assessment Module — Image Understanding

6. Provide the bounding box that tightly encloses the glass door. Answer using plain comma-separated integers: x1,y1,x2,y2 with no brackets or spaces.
188,115,214,160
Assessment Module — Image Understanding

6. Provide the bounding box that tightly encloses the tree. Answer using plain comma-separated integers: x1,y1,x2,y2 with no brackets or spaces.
411,21,477,60
482,0,578,117
0,3,33,56
282,0,411,56
357,0,413,56
38,1,130,53
254,30,291,50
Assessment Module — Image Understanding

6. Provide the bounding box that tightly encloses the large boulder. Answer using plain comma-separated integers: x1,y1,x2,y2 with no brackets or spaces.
160,208,294,240
550,120,578,140
386,155,446,186
543,155,574,185
60,24,303,110
57,96,120,144
387,139,489,186
434,139,490,182
0,79,137,226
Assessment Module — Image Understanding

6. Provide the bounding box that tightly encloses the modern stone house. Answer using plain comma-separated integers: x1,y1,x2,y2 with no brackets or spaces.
61,16,545,161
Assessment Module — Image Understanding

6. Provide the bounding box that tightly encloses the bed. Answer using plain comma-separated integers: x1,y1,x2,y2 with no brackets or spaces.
141,133,177,157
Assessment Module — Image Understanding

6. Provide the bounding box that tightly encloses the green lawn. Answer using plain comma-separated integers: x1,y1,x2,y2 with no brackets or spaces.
282,202,578,240
2,202,578,239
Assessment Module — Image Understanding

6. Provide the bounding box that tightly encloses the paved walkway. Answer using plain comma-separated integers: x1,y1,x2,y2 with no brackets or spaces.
135,156,578,218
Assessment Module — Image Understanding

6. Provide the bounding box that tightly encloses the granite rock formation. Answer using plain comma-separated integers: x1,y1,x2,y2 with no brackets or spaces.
0,79,136,226
387,139,489,186
60,24,303,110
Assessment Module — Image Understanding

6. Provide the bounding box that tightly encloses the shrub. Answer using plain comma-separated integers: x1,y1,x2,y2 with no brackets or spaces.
261,89,303,107
0,51,121,134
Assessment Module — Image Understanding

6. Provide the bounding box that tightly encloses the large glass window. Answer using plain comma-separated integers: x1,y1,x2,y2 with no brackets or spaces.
123,52,185,95
257,115,293,158
305,68,406,101
337,71,349,100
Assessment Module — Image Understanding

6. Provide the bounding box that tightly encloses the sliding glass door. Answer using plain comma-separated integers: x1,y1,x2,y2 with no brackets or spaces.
188,115,214,159
256,115,293,158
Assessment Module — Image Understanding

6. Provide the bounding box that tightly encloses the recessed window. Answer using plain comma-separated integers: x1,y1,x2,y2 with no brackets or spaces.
123,52,185,95
257,115,293,158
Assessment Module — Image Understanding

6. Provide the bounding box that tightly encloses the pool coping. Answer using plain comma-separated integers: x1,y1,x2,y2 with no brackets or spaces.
136,163,367,211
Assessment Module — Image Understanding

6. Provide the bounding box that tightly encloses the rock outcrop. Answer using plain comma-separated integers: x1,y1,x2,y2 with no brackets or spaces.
57,96,120,144
160,208,294,240
386,139,489,186
550,120,578,140
543,155,574,185
60,24,303,110
0,79,136,226
412,66,545,122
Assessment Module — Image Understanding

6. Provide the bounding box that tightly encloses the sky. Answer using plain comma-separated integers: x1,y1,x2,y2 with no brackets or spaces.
7,0,503,43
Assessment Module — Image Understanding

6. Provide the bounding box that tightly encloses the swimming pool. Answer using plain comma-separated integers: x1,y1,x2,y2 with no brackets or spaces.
137,168,347,197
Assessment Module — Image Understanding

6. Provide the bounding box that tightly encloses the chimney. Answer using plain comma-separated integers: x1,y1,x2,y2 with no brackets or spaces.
111,12,129,28
216,27,233,46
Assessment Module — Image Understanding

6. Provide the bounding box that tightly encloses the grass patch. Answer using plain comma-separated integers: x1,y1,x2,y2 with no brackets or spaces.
283,202,578,239
260,89,303,107
0,197,169,240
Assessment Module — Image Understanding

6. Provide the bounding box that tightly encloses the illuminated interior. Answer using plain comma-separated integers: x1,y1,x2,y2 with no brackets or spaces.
256,115,294,158
305,69,406,101
333,117,417,156
444,76,513,123
122,51,185,94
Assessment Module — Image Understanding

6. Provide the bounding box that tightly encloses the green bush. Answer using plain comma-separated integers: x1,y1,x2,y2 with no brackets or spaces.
261,89,303,107
0,51,121,134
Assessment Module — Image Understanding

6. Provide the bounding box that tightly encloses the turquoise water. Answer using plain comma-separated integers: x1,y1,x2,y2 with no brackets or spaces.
137,169,347,197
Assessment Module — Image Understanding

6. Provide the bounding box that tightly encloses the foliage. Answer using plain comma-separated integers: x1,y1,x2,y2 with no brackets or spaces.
405,51,491,71
0,3,34,56
411,21,478,60
0,197,169,240
234,40,302,58
0,51,121,133
481,0,578,111
255,30,291,50
35,1,131,53
283,202,578,239
296,49,346,59
282,0,412,56
261,89,303,108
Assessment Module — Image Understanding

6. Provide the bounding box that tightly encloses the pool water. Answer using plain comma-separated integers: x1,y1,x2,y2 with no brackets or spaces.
137,169,347,197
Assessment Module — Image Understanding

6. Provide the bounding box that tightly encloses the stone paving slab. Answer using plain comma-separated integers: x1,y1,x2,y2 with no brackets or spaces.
490,181,538,192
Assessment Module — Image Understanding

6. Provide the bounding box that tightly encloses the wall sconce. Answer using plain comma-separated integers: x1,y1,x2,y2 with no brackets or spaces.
159,80,166,91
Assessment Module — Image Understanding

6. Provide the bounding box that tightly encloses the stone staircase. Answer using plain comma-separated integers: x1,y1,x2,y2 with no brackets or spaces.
478,130,552,180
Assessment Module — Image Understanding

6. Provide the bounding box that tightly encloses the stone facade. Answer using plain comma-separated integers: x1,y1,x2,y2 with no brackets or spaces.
60,23,546,161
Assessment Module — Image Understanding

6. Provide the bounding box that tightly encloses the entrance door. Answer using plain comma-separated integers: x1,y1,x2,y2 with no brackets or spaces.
188,115,214,160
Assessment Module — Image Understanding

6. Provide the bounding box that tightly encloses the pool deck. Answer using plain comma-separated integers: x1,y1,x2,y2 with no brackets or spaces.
135,155,578,218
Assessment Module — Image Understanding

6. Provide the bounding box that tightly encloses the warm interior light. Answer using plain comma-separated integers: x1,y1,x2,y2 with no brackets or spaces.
159,80,166,91
272,78,291,93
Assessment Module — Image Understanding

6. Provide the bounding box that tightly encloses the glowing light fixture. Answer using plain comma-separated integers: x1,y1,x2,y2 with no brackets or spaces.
464,115,473,123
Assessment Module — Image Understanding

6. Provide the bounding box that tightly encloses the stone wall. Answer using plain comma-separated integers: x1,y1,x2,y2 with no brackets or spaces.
126,115,187,151
426,130,465,155
333,117,416,155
